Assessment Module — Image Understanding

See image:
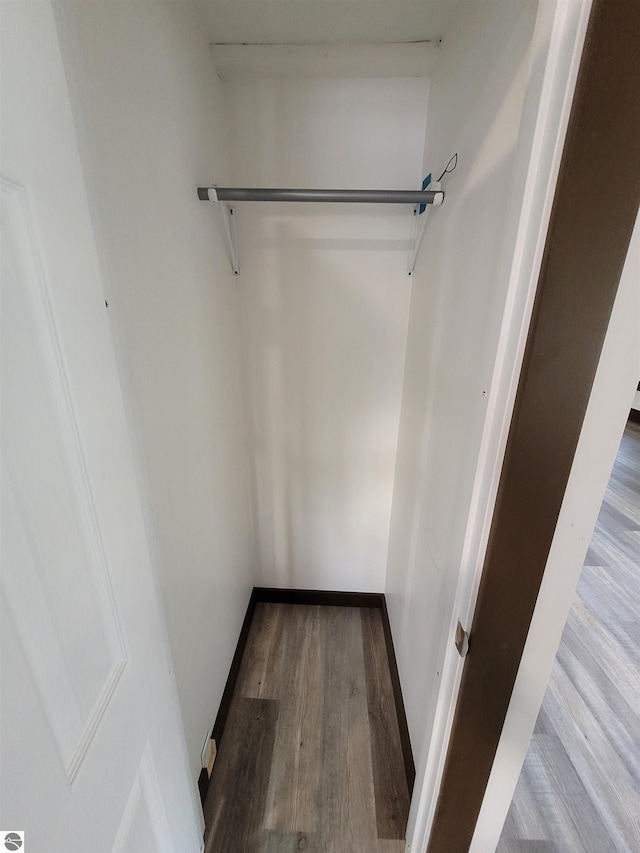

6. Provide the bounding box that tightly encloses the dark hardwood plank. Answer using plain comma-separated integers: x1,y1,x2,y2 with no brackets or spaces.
247,589,414,797
317,606,378,852
376,841,407,852
204,697,279,853
235,602,287,699
260,830,315,852
263,605,324,834
205,602,411,849
361,608,410,839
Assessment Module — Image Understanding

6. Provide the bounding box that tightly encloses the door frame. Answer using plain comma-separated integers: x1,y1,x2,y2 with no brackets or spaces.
406,0,593,848
426,0,640,849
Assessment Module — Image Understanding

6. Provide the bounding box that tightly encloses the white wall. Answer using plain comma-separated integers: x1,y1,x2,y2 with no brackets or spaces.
56,0,254,780
225,76,429,591
386,0,539,777
472,208,640,852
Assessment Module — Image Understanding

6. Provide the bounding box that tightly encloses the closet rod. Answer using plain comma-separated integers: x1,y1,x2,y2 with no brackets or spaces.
198,187,444,205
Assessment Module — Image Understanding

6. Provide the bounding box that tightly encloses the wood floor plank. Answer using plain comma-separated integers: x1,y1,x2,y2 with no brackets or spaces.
556,627,640,783
543,662,640,850
506,733,607,851
500,808,520,840
593,500,636,542
376,840,408,852
507,742,554,843
263,605,324,834
204,697,279,853
605,465,640,495
496,841,560,853
587,528,640,593
573,569,637,666
582,542,600,566
561,606,638,716
532,702,555,736
602,479,640,527
317,607,378,852
626,528,640,558
236,602,287,699
534,733,612,851
260,830,315,852
566,599,638,711
501,422,640,852
361,608,410,840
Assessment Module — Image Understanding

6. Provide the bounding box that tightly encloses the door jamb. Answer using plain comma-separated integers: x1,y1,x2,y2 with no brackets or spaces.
426,0,640,848
406,0,592,848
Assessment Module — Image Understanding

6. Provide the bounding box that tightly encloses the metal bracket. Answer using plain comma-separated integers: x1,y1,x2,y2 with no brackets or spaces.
203,180,443,278
455,620,470,658
208,187,239,276
407,181,442,277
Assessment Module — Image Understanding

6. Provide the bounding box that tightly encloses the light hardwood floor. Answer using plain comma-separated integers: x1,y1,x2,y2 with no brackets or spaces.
203,604,410,852
498,420,640,853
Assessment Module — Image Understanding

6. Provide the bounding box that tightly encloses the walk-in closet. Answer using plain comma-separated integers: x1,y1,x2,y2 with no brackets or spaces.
3,1,639,851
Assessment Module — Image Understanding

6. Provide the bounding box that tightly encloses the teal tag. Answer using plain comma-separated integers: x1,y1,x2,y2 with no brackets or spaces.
419,173,431,215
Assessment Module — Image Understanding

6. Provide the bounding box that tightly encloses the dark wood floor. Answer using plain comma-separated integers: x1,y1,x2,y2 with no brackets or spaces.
203,604,410,852
498,421,640,853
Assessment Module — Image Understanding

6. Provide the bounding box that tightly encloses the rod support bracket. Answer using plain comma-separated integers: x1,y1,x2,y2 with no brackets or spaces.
208,186,240,276
407,181,442,276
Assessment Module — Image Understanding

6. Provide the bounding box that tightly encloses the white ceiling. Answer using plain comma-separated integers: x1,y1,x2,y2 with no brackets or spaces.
196,1,458,46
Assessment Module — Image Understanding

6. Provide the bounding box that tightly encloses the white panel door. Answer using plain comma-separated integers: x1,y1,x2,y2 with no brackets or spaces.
0,3,202,851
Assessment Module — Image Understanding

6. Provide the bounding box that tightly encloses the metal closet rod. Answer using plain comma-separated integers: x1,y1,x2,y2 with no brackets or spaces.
198,186,444,205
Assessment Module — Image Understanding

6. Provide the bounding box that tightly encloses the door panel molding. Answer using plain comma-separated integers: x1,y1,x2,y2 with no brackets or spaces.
111,743,174,853
1,177,127,781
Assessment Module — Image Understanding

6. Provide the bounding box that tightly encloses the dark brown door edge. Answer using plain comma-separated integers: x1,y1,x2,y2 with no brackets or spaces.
427,1,640,850
631,382,640,424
